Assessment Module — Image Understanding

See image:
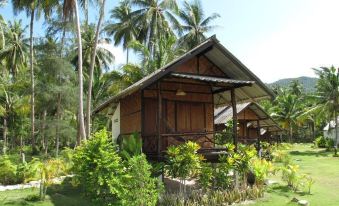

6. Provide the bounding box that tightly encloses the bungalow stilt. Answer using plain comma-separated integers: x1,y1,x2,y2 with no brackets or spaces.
231,88,238,150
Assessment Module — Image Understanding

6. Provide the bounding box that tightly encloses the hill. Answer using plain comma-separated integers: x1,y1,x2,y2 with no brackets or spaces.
268,76,318,93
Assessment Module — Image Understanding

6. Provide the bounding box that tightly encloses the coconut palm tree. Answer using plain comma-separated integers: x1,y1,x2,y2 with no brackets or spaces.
86,0,108,138
0,15,6,50
63,0,87,141
130,0,179,56
129,34,183,74
177,0,219,49
0,20,28,76
105,0,135,63
312,67,339,151
0,71,30,154
12,0,59,153
71,25,115,73
271,89,302,142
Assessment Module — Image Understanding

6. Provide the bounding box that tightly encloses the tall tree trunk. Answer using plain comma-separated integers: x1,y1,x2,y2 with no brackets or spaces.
41,110,47,156
59,24,66,57
0,20,5,49
3,116,7,154
289,125,293,143
74,0,87,141
126,48,129,64
76,111,81,146
85,0,106,138
56,93,61,157
30,9,36,154
335,109,338,150
40,114,45,150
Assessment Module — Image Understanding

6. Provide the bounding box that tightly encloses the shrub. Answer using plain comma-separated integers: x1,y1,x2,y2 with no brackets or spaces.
60,147,74,173
215,120,233,145
16,158,41,183
120,132,142,160
73,129,124,204
281,164,300,191
197,162,213,190
272,150,291,165
300,174,315,194
39,159,66,200
0,155,17,185
249,158,274,186
315,136,326,148
24,194,41,202
325,138,334,149
159,187,264,206
165,141,203,193
120,154,161,206
215,153,235,189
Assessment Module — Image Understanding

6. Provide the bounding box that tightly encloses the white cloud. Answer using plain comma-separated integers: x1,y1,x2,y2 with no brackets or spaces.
243,0,339,83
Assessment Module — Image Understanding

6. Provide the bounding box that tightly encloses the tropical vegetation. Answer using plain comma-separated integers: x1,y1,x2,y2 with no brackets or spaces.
0,0,338,205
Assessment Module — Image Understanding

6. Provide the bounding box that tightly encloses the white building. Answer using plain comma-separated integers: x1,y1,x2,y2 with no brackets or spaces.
323,118,339,146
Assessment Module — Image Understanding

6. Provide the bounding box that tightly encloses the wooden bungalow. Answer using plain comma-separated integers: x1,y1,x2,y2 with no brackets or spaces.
93,36,275,161
214,102,284,144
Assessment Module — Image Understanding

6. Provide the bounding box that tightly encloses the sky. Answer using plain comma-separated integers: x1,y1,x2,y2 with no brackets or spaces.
1,0,339,83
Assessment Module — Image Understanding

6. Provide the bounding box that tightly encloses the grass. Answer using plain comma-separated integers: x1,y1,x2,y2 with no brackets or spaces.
0,180,93,206
1,144,339,205
253,144,339,206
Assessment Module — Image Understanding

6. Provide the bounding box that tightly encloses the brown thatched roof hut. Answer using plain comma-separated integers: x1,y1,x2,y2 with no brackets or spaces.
214,102,284,144
93,36,274,161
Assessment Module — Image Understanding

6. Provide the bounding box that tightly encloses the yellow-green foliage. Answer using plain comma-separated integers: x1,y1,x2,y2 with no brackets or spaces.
73,129,160,206
197,162,213,190
0,155,17,185
281,164,300,190
166,141,203,180
272,150,291,164
159,187,264,206
120,154,161,206
249,158,274,186
73,129,124,204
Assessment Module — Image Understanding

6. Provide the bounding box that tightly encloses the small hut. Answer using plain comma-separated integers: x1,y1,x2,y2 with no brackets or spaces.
93,36,274,161
214,102,283,144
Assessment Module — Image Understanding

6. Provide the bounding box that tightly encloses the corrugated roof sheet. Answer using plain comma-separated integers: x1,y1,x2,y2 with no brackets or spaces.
93,36,275,114
171,73,255,85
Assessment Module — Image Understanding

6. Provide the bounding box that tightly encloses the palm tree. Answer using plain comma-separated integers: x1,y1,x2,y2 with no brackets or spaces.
129,34,183,74
0,20,28,76
0,15,6,50
86,0,107,138
12,0,59,153
63,0,87,141
0,72,30,154
0,0,7,7
271,89,302,142
313,67,339,150
177,0,219,49
71,25,115,73
105,0,135,63
130,0,179,56
289,80,304,96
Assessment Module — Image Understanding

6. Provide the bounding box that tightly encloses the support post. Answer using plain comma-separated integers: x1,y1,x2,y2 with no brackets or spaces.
231,88,238,150
157,82,162,158
257,120,261,149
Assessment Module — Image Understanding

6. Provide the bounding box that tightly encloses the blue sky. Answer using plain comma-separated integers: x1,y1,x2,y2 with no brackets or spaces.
1,0,339,83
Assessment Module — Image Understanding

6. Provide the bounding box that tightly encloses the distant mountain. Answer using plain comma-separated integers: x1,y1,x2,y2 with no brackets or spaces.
268,76,318,93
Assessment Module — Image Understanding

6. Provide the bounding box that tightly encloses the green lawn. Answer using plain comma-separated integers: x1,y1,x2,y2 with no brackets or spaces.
0,182,93,206
253,144,339,206
1,144,339,205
